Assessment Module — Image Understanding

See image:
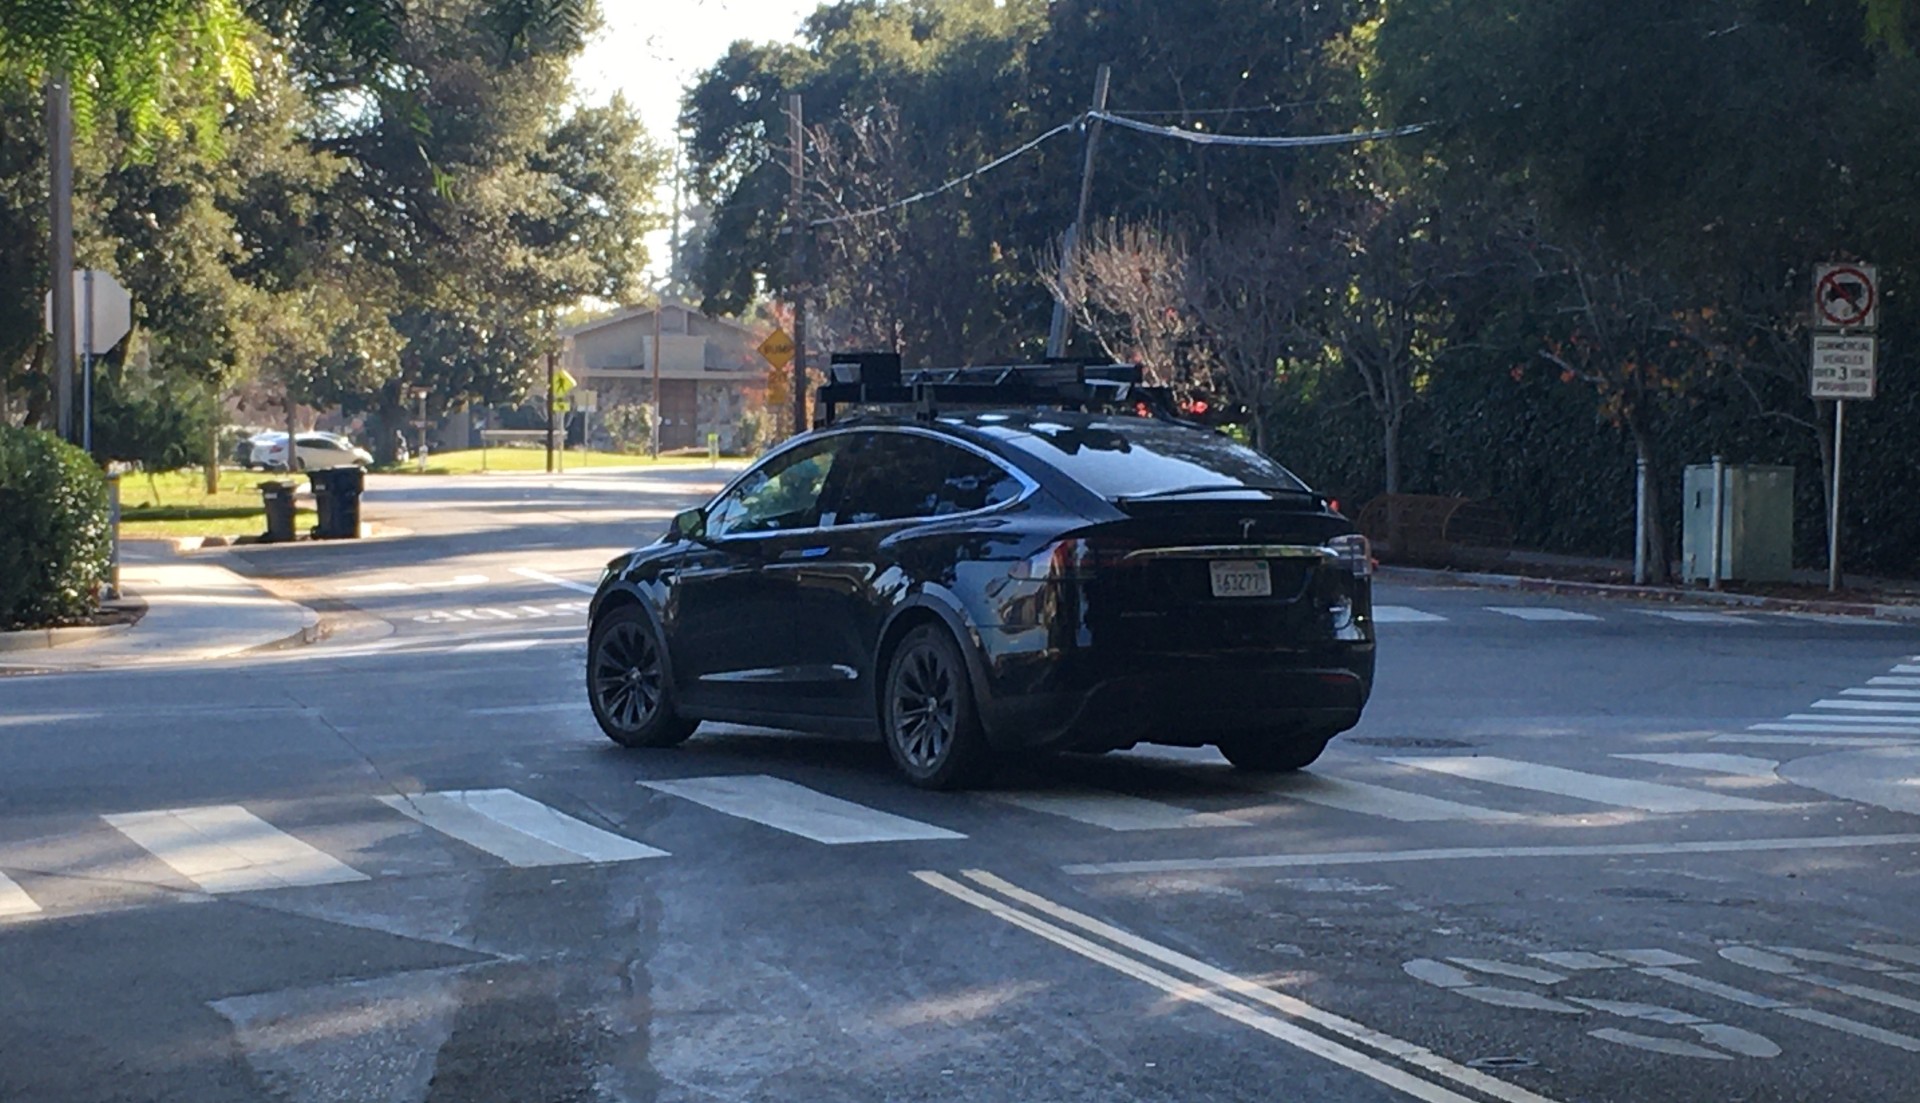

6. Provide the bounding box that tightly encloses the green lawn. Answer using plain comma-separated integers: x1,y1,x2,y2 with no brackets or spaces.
115,469,310,539
380,447,727,475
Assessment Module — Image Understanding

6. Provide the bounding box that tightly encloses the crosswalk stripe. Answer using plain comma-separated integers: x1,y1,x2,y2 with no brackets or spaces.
987,789,1248,831
1811,699,1920,713
1896,665,1920,675
378,789,666,865
1842,688,1920,698
1486,606,1600,622
1257,774,1523,822
1869,677,1920,687
1372,605,1447,623
450,638,543,654
1636,609,1749,624
640,775,965,844
510,567,600,595
0,871,41,918
104,806,368,893
1785,713,1920,726
1717,732,1920,746
1382,756,1783,813
1613,752,1779,777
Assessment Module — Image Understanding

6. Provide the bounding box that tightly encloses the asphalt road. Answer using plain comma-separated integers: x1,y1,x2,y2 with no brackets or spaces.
2,466,1918,1103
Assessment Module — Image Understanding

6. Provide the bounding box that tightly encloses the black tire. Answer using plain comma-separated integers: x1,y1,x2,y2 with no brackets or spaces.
881,624,994,789
1218,731,1332,773
587,605,697,748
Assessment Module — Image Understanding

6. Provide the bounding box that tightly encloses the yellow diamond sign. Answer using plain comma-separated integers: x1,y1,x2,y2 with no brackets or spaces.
758,328,795,369
551,368,577,398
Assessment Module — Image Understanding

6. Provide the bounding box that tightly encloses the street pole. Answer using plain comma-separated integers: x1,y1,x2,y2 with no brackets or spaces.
545,340,557,474
81,268,94,453
416,389,428,474
1632,456,1648,585
1707,454,1725,591
1829,399,1845,592
788,92,808,437
651,300,662,459
1047,63,1112,359
47,72,74,442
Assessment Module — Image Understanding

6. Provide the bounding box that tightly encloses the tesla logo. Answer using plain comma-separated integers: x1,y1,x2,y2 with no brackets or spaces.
1239,518,1256,540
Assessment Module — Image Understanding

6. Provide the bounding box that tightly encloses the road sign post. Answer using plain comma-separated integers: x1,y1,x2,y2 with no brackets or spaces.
1809,262,1879,593
44,268,132,453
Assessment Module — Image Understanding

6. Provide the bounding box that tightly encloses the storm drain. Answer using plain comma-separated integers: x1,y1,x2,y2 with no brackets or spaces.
1465,1055,1538,1071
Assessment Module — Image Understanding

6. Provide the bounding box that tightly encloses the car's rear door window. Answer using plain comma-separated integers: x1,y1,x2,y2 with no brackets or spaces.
832,433,1024,525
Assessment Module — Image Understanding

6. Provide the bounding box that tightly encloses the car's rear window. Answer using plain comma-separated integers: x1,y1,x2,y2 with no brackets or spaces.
987,418,1310,499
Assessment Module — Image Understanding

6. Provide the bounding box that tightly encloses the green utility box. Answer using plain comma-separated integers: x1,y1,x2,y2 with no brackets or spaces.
1681,463,1794,583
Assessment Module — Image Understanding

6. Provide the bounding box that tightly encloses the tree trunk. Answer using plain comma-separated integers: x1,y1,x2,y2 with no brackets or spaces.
204,424,219,494
1382,410,1403,496
1628,417,1669,582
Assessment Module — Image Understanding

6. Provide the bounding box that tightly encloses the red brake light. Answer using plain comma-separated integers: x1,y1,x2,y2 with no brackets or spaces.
1189,398,1209,415
1009,537,1138,580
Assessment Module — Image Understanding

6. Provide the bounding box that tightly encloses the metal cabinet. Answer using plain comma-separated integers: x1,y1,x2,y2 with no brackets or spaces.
1681,463,1794,583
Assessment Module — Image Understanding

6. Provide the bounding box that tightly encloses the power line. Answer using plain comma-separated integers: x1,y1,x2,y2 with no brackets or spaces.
1092,110,1427,148
1121,100,1337,118
807,119,1079,227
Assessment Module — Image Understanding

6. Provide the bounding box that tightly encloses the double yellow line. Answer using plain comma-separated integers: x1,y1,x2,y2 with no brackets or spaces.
915,870,1563,1103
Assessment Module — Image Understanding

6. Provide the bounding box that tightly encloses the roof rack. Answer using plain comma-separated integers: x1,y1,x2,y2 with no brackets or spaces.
815,352,1183,427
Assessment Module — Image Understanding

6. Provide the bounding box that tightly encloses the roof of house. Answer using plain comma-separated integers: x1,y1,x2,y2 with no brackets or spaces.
560,299,760,340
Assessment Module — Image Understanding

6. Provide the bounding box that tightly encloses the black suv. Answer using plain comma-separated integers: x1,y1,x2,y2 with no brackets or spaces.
585,361,1375,788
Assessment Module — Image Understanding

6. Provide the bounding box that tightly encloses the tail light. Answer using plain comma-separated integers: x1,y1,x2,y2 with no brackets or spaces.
1009,537,1138,581
1327,534,1372,578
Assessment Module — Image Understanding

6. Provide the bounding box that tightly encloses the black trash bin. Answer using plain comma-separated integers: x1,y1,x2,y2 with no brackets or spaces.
309,466,365,539
259,480,299,543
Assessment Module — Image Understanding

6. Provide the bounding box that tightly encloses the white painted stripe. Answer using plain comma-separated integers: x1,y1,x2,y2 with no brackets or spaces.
1612,752,1779,777
955,871,1563,1103
1060,833,1920,876
511,567,599,595
1532,952,1628,971
468,702,579,716
1382,756,1782,813
1858,945,1920,967
344,581,413,593
986,790,1247,831
1372,605,1447,623
516,604,554,618
1636,609,1750,624
431,574,489,588
1603,949,1698,967
1779,1007,1920,1053
379,789,665,865
1486,606,1600,622
1869,677,1920,686
640,775,963,844
453,610,491,621
450,638,543,653
1786,712,1920,725
1896,665,1920,674
1446,958,1567,985
1717,732,1920,746
1812,698,1920,712
1258,774,1523,823
104,806,368,893
471,608,519,620
1640,967,1791,1010
1843,688,1920,698
0,871,41,918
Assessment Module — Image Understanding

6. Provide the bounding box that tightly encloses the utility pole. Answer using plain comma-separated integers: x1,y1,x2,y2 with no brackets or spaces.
545,328,557,474
1046,63,1112,359
787,92,809,436
651,299,663,459
47,72,74,442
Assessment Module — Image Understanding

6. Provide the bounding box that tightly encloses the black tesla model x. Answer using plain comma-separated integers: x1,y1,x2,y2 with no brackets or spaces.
584,361,1375,789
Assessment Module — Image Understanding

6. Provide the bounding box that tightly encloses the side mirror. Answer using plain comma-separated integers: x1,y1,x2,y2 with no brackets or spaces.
672,507,707,542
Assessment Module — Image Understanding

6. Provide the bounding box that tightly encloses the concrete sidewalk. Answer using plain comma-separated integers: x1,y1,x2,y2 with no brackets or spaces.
0,556,318,673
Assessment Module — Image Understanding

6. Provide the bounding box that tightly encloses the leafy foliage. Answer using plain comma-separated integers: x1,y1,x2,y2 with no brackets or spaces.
0,425,109,627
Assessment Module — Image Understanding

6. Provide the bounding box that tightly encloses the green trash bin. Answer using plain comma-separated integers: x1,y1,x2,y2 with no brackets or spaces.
259,480,299,543
309,466,365,539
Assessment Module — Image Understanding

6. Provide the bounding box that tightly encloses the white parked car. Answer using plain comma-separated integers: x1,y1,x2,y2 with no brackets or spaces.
249,432,374,471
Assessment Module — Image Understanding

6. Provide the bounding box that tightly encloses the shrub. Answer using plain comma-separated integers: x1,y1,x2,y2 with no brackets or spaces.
0,427,111,628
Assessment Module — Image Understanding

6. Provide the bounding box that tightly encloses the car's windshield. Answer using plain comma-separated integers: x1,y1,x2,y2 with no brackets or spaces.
990,419,1311,500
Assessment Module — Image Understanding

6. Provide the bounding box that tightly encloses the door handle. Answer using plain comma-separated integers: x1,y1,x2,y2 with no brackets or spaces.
779,546,831,560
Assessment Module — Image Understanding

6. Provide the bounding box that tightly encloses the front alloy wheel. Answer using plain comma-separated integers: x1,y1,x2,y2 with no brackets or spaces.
883,625,992,789
587,605,696,748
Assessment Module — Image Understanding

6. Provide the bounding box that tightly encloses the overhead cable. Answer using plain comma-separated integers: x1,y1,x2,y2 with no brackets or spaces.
1091,110,1427,148
807,119,1080,227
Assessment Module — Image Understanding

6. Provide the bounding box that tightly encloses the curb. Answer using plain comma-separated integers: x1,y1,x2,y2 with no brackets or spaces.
0,621,135,652
1380,566,1920,622
169,521,410,554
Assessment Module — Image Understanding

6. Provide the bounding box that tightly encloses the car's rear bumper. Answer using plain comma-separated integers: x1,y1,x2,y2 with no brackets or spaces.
973,632,1373,753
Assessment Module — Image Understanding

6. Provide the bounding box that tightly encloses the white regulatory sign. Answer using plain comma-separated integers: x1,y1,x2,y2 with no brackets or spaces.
1811,333,1876,400
1813,263,1878,330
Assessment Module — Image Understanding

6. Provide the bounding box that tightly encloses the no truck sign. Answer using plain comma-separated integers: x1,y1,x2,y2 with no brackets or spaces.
1813,263,1878,330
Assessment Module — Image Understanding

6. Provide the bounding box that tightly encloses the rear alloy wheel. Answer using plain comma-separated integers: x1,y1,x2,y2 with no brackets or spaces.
883,625,993,789
587,605,697,748
1218,731,1332,773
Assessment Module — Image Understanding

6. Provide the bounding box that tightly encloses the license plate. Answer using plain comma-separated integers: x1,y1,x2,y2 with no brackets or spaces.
1209,559,1271,598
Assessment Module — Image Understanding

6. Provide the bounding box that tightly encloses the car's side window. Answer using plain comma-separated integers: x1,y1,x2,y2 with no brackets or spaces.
833,434,1023,525
706,439,840,537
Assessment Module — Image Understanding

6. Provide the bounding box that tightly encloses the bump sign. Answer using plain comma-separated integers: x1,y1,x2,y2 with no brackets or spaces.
758,328,795,369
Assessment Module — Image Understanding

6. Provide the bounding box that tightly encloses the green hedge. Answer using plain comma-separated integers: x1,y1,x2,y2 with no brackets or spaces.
0,427,111,628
